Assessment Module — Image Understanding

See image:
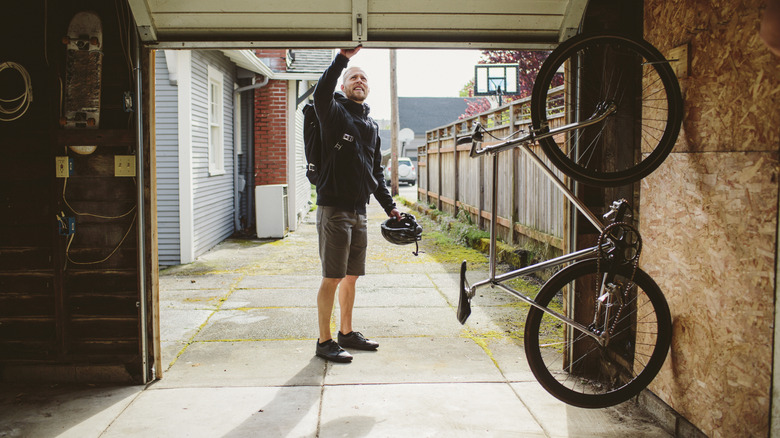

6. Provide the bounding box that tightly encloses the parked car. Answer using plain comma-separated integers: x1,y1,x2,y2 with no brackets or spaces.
384,157,417,186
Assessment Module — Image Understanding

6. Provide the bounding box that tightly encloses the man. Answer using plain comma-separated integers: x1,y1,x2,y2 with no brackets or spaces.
312,46,401,363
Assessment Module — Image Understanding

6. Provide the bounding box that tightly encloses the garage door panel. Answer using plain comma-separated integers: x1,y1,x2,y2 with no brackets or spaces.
155,13,351,32
369,14,563,32
369,28,557,44
368,0,569,15
149,0,353,14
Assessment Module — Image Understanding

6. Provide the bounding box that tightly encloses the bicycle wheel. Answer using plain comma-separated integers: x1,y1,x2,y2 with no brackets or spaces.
530,34,683,187
524,259,672,408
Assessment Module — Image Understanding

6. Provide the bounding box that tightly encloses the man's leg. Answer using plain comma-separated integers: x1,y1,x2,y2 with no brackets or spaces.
337,274,379,351
338,275,359,335
335,212,378,351
315,276,352,362
317,277,342,342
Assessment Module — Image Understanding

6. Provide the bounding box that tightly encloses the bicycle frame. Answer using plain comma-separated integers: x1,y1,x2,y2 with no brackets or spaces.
461,108,622,345
468,102,616,160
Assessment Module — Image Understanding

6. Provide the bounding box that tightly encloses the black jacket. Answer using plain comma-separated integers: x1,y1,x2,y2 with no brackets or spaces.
313,54,395,216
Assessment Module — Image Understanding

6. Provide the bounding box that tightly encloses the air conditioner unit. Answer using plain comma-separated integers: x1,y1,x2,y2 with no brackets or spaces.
255,184,288,238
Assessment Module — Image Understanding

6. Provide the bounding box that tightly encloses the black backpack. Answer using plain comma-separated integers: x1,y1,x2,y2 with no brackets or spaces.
302,103,322,185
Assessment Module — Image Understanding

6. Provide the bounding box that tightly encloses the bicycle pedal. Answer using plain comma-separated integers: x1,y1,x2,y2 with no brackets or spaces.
457,261,472,324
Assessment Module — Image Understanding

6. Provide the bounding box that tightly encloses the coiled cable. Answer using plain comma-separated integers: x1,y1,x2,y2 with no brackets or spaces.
0,61,33,122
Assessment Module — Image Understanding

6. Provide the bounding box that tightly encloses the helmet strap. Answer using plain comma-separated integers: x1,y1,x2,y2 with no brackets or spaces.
412,240,420,256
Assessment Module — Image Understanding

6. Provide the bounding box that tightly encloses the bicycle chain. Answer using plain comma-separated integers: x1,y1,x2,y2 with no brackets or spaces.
594,221,643,337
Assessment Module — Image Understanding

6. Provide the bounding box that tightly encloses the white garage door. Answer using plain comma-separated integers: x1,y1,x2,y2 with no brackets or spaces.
128,0,588,49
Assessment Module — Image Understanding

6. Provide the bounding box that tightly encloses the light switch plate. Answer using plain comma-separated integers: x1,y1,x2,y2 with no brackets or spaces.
115,155,136,177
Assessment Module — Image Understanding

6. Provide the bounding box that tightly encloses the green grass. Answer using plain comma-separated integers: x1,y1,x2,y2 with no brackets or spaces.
414,213,490,268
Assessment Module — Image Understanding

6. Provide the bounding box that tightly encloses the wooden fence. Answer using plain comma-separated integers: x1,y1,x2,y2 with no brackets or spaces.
417,89,566,250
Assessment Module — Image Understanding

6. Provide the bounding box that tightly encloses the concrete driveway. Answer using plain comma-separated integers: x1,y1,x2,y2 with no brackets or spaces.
0,191,671,437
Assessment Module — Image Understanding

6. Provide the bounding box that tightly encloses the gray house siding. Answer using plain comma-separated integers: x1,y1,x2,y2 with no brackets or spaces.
190,51,236,259
154,50,239,266
154,51,181,265
155,50,318,265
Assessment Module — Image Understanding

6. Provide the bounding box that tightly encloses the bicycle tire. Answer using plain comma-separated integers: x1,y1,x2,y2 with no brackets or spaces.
524,259,672,408
530,34,683,187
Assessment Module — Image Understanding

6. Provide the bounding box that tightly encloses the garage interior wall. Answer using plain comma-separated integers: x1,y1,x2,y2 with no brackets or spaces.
640,0,780,436
1,1,149,382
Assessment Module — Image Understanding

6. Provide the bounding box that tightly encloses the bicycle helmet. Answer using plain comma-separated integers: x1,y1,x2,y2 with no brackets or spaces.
381,213,423,255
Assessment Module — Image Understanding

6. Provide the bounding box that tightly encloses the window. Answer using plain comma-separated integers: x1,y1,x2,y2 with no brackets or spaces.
207,65,224,175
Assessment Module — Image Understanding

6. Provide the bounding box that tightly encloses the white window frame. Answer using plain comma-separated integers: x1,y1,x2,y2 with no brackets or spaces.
207,65,225,175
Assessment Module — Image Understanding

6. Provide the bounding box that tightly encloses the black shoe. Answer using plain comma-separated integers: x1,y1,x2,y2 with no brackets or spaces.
316,339,353,363
338,331,379,351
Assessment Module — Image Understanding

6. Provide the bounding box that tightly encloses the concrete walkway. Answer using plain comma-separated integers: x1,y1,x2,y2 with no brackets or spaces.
0,189,671,437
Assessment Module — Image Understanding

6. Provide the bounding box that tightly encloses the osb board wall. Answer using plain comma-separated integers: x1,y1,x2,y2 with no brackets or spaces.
641,154,777,437
646,0,780,154
641,0,780,436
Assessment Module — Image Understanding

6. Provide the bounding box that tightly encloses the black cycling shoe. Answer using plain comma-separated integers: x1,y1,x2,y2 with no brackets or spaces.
338,331,379,351
316,339,353,363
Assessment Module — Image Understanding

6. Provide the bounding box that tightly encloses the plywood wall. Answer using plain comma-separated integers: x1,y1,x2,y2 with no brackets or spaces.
641,0,780,436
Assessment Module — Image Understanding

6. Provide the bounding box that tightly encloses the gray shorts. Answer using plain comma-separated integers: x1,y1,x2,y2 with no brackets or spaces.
316,206,368,278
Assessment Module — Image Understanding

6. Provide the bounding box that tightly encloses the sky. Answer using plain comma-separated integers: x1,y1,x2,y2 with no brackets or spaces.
336,48,484,121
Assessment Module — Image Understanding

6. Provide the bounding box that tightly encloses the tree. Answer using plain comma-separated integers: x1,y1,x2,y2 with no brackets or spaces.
459,79,491,119
460,50,559,119
459,79,474,97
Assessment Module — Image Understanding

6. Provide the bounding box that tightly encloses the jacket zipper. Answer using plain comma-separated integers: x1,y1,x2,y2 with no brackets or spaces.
354,108,370,212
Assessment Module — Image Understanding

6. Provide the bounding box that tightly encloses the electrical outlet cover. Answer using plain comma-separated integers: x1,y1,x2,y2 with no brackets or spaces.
56,156,71,178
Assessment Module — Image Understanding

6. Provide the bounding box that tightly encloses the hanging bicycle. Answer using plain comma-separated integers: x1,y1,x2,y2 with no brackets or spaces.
456,33,682,408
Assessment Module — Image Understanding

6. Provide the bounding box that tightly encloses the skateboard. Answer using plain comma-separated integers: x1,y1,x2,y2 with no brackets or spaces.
61,11,102,129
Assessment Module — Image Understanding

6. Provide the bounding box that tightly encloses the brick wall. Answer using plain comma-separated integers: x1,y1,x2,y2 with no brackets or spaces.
253,79,288,186
254,49,287,72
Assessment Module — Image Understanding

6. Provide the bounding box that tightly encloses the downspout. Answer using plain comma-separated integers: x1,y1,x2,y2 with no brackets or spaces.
233,74,269,231
133,30,149,383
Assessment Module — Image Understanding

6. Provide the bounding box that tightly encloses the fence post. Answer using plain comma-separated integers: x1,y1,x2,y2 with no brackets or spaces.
437,127,443,212
477,114,487,229
423,133,431,206
453,122,460,219
418,142,425,204
509,102,519,245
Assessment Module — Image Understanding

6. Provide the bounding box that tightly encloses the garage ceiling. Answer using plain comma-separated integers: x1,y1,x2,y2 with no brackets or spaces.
128,0,589,49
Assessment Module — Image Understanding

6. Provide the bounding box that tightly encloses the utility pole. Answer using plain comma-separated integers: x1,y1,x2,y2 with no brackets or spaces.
389,49,399,196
